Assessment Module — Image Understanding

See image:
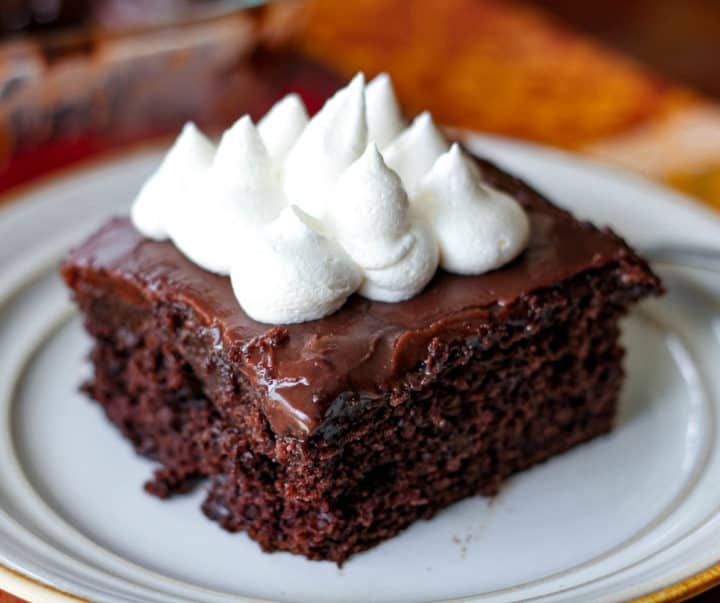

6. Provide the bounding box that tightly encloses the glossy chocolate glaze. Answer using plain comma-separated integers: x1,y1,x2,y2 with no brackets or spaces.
63,157,656,438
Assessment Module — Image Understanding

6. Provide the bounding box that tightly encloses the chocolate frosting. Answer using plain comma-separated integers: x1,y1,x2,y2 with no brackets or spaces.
64,157,643,438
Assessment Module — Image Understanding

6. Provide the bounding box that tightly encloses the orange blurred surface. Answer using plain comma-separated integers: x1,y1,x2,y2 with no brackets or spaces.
298,0,693,148
296,0,720,211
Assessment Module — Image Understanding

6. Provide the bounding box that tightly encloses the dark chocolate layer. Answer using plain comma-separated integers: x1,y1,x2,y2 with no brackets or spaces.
81,269,626,562
63,157,660,437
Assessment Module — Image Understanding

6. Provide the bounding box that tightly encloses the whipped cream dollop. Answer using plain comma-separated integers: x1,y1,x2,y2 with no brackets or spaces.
257,93,309,162
328,144,438,302
131,123,215,240
231,206,362,324
384,112,447,192
366,73,406,149
414,144,531,274
131,72,530,324
283,73,368,219
165,116,284,275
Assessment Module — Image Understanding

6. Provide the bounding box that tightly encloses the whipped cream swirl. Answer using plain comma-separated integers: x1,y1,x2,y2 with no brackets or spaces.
231,206,362,324
414,144,531,274
131,72,530,324
366,73,406,148
165,116,285,275
328,143,438,302
283,73,368,219
257,93,309,162
131,123,215,241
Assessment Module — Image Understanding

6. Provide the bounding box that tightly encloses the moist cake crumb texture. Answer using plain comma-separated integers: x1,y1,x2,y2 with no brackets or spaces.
62,155,662,564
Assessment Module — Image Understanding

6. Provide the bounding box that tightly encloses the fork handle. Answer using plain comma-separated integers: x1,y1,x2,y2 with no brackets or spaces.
641,246,720,274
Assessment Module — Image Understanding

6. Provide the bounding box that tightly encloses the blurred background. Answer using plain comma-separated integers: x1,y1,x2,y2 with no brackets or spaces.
2,0,720,211
0,1,719,601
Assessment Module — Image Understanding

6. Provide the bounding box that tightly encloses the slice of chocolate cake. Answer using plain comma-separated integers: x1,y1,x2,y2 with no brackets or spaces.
62,149,661,564
62,72,662,564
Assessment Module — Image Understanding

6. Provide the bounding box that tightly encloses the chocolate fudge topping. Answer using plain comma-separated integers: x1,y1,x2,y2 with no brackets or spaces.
64,157,643,437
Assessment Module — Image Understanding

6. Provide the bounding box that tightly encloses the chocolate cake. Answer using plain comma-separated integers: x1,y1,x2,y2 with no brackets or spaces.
61,155,662,564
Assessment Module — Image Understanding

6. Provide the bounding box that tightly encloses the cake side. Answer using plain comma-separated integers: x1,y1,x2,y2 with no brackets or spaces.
62,150,662,564
62,147,661,439
65,255,646,563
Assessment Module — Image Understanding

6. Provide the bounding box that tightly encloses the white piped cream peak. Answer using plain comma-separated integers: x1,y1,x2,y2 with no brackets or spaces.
131,123,215,240
258,93,309,162
130,73,530,323
366,73,407,149
413,144,530,275
383,111,448,192
282,73,368,219
328,143,438,302
231,206,362,324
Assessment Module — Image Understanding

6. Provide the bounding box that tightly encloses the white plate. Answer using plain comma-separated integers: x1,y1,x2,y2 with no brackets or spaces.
1,135,720,603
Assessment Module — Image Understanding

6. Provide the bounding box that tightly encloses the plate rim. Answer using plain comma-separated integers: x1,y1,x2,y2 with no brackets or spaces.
3,559,720,603
2,136,720,603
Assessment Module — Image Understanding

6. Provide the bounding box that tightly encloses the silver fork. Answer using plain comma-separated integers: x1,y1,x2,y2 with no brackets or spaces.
641,246,720,274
